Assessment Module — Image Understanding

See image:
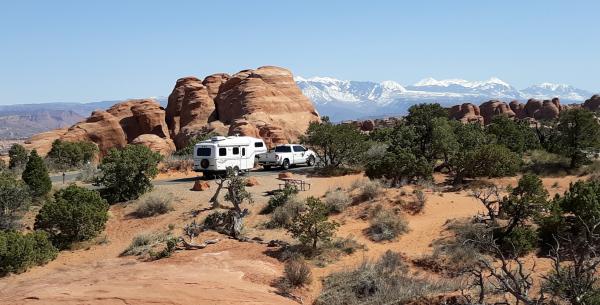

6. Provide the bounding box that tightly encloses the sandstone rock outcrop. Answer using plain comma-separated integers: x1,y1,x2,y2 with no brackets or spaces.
479,100,515,124
166,66,320,149
130,134,176,156
26,66,321,158
449,103,484,124
583,94,600,112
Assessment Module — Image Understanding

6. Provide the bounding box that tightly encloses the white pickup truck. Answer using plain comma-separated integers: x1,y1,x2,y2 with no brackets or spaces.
257,144,316,170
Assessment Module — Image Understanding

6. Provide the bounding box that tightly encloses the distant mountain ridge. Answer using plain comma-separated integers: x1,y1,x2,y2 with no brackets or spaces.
296,76,596,121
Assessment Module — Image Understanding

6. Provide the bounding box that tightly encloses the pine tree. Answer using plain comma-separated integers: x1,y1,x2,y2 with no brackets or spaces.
22,150,52,197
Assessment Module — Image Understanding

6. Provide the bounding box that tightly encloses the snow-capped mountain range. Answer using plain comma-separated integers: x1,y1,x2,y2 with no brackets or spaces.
295,76,595,121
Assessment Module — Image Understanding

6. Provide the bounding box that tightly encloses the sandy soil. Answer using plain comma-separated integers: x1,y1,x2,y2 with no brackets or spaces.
0,171,589,304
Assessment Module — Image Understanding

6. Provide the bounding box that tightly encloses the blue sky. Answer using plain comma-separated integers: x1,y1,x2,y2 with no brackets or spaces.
1,0,598,104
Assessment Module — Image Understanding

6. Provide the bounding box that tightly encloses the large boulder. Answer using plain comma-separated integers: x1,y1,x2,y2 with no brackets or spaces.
523,98,562,120
131,134,176,157
509,100,526,119
202,73,230,99
106,99,170,141
449,103,484,124
583,94,600,112
61,110,128,156
479,100,515,124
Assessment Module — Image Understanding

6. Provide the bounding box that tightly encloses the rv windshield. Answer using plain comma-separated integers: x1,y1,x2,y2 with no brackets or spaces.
274,146,291,153
196,147,211,157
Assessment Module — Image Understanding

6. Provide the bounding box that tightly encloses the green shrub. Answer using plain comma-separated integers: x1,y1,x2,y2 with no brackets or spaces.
0,230,57,276
283,258,312,287
35,185,109,249
260,185,298,214
324,188,351,213
0,172,31,230
46,139,98,171
22,150,52,197
121,232,175,260
522,149,570,176
133,193,174,218
8,144,28,170
268,197,306,228
286,197,339,251
496,226,537,257
367,209,409,242
95,145,162,203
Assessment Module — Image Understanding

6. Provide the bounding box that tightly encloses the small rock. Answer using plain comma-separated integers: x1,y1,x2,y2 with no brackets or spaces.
278,172,293,179
245,177,259,187
192,180,210,191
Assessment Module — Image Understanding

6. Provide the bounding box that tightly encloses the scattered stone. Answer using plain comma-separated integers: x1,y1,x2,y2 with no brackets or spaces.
192,180,210,191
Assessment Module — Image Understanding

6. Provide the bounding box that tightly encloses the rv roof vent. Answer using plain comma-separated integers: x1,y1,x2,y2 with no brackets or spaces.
211,136,227,141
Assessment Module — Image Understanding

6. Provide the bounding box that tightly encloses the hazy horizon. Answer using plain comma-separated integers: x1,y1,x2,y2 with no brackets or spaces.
1,1,599,105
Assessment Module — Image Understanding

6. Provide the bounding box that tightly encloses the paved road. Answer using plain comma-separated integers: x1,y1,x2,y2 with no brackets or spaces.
51,166,314,187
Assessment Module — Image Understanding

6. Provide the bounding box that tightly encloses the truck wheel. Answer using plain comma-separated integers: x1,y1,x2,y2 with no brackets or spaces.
281,159,290,170
263,165,271,170
307,155,315,166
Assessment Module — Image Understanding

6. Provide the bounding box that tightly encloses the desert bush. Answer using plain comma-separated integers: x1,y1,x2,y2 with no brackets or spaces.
349,178,369,191
35,185,109,249
46,139,97,171
283,258,312,287
95,145,162,203
0,172,31,230
418,219,492,276
121,233,168,256
260,185,298,214
358,179,382,202
495,225,537,257
324,188,351,213
8,144,28,170
160,156,194,173
22,150,52,197
133,193,174,218
403,190,426,215
267,197,306,228
76,162,100,183
315,250,450,305
367,209,409,242
549,108,600,168
286,197,339,251
0,230,57,276
522,149,570,176
301,118,369,171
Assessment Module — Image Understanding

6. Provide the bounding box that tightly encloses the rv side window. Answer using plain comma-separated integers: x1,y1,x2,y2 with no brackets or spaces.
275,146,291,153
196,147,211,157
232,147,239,155
242,148,246,156
219,148,227,156
254,141,264,148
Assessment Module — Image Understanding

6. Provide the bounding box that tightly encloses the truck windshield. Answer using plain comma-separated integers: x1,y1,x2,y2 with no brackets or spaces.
196,147,211,157
275,146,291,153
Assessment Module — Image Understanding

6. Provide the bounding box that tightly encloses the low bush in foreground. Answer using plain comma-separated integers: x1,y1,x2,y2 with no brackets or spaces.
0,230,57,276
367,209,409,242
35,185,109,249
495,226,538,257
260,185,298,215
283,258,312,288
267,197,306,228
315,250,451,305
358,179,382,202
133,193,174,218
121,232,176,260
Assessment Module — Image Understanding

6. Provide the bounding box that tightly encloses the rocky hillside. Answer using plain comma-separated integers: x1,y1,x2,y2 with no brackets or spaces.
0,109,84,139
24,66,321,156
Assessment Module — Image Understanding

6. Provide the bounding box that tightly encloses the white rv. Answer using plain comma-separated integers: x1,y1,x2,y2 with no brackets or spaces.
193,135,267,176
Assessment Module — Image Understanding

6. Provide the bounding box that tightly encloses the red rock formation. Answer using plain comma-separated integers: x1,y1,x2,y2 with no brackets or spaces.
522,98,562,120
449,103,484,124
131,134,176,157
479,100,515,124
583,94,600,112
509,100,526,119
27,66,321,156
166,66,320,149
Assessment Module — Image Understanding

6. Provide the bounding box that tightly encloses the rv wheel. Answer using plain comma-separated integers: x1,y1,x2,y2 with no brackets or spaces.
233,166,240,176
